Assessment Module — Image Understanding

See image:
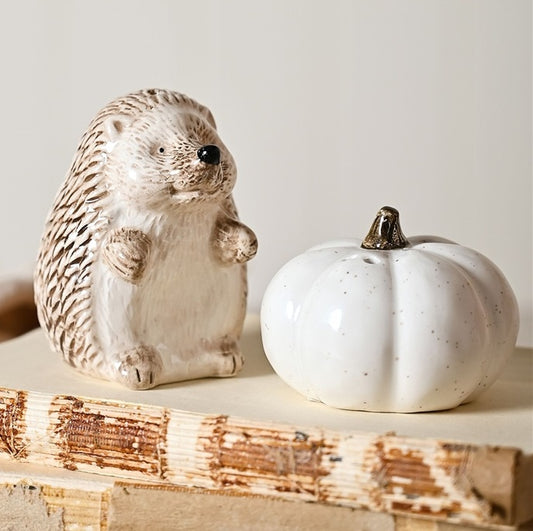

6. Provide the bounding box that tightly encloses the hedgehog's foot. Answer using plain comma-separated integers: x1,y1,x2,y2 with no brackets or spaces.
212,337,244,377
114,345,163,390
160,337,244,384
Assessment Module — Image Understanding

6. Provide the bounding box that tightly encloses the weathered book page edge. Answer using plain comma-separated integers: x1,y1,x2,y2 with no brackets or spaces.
2,459,527,531
0,386,531,527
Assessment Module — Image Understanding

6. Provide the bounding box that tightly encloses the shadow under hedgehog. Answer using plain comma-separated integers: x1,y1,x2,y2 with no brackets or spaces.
34,89,258,389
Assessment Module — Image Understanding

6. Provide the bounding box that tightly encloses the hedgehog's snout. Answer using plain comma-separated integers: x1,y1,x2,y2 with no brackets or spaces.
197,145,220,165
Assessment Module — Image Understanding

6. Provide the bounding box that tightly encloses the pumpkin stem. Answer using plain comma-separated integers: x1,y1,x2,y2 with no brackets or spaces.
361,206,409,250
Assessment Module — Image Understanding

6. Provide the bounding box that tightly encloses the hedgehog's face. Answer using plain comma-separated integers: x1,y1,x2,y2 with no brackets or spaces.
103,104,236,211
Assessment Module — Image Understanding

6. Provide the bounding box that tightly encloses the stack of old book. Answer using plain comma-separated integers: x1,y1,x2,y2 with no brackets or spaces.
0,314,531,530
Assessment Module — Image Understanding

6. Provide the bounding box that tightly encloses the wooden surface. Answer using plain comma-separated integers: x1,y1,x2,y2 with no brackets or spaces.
0,316,532,529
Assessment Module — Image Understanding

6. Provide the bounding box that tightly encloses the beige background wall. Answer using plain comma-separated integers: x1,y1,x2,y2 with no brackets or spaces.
0,0,531,345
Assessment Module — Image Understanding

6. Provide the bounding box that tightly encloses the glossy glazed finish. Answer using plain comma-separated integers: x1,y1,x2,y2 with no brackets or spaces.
35,89,257,389
261,209,519,413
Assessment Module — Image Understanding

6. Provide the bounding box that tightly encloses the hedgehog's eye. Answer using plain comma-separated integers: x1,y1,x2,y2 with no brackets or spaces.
152,145,167,157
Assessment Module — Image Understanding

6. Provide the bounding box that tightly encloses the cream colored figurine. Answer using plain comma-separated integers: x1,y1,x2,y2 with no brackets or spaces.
35,89,257,389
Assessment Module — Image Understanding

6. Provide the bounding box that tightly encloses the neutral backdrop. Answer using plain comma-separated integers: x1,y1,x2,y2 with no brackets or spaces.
0,0,531,345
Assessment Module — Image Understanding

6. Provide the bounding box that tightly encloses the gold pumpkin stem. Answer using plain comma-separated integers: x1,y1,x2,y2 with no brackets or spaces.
361,206,410,250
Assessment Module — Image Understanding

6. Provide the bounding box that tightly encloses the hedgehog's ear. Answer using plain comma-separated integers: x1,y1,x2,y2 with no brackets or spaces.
193,104,216,130
103,114,134,142
204,109,217,130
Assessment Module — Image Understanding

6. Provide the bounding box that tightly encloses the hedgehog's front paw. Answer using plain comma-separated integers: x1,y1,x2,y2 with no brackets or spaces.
114,345,163,389
213,220,258,265
102,228,152,284
215,338,244,376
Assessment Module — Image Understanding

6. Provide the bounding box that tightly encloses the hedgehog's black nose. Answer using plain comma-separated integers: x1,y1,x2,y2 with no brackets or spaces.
197,145,221,165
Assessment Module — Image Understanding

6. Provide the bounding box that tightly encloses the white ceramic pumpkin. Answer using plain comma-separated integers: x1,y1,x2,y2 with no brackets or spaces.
261,206,519,413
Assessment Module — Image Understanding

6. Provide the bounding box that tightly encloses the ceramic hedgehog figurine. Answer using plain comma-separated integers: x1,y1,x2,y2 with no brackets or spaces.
35,89,257,389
